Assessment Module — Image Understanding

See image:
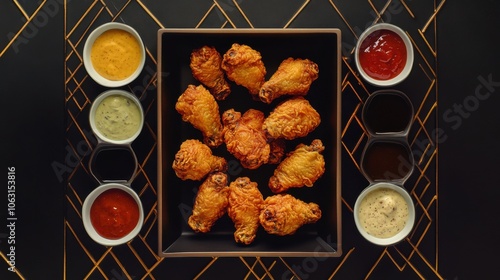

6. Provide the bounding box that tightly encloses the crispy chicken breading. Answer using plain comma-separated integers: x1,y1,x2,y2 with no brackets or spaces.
259,58,319,104
190,46,231,100
259,194,322,236
172,139,227,181
228,177,264,244
221,43,266,98
268,138,286,164
222,108,270,169
262,97,321,140
188,172,229,233
175,84,224,147
268,139,325,193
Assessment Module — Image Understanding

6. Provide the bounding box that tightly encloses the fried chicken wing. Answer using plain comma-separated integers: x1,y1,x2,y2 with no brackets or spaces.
259,58,319,104
259,194,322,236
175,84,224,147
222,108,270,169
221,43,266,98
228,177,264,244
172,139,227,181
188,172,229,233
190,46,231,100
262,97,321,140
268,139,325,193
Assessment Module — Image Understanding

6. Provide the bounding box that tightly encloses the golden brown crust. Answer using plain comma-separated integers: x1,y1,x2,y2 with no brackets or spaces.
190,46,231,100
259,194,322,236
259,58,319,104
262,97,321,140
221,43,266,97
228,177,264,244
175,84,224,147
188,172,229,233
172,139,227,181
222,108,270,169
268,139,325,193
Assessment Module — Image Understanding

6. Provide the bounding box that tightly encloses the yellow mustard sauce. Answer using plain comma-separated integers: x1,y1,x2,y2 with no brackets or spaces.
94,95,142,141
90,29,142,81
358,188,409,238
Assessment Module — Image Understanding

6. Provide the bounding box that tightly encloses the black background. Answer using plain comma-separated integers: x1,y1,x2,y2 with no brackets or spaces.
1,0,500,279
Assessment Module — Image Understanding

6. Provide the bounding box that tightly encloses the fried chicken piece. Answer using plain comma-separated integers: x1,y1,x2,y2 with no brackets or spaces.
259,58,319,104
188,172,229,233
268,139,325,193
228,177,264,244
221,43,266,98
190,46,231,100
175,84,224,147
268,138,286,164
222,108,270,169
262,97,321,140
172,139,227,181
259,194,322,236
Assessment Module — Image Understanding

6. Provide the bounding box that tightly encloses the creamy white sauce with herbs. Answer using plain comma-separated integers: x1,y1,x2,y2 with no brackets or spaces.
358,188,409,238
94,95,141,141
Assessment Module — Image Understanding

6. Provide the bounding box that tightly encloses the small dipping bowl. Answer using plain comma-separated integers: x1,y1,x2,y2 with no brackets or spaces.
354,182,415,246
355,23,414,87
89,89,144,145
83,22,145,87
82,183,144,246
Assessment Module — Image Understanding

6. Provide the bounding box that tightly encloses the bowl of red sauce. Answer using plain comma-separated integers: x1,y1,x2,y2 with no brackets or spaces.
82,183,143,246
355,23,414,87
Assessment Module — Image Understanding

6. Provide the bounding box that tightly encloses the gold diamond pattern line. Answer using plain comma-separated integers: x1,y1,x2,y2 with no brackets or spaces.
283,0,310,28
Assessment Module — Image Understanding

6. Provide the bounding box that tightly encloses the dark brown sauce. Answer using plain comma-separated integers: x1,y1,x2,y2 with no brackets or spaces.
361,141,413,181
91,147,136,181
364,92,412,134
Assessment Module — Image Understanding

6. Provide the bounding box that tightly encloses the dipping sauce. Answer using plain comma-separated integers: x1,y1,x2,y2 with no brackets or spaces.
90,29,142,81
358,187,409,238
90,188,140,239
361,141,413,182
94,94,142,141
363,91,412,134
359,29,407,80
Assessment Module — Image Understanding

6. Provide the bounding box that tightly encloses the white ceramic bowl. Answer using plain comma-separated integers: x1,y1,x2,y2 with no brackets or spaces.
82,183,144,246
355,23,414,87
354,182,415,246
89,89,144,145
83,22,145,87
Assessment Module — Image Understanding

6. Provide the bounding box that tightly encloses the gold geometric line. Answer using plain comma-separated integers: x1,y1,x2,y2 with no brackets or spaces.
422,0,446,33
368,0,392,24
137,0,165,29
327,247,355,280
193,257,219,280
342,57,370,95
109,250,135,280
418,29,436,57
0,0,47,57
65,0,101,40
232,0,254,28
84,246,113,279
365,248,388,279
0,251,26,279
328,0,360,40
142,258,165,279
213,0,237,28
239,257,268,279
13,0,30,19
256,257,277,279
284,0,310,28
412,79,436,125
386,247,426,279
196,4,218,28
278,257,301,279
341,140,362,175
342,197,353,213
407,32,437,77
403,238,444,280
400,0,416,19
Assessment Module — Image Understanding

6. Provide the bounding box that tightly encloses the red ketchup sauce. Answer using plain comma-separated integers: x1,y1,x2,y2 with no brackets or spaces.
359,29,407,80
90,188,140,239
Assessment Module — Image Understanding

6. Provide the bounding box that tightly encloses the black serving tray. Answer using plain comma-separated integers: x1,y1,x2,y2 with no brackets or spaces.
157,29,342,257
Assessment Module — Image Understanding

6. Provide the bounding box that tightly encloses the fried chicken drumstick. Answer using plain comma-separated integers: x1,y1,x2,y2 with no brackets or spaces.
222,108,270,169
259,194,322,236
190,46,231,100
188,172,229,233
172,139,227,181
221,43,266,98
259,58,319,104
268,139,325,193
263,97,321,140
175,84,224,147
228,177,264,244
